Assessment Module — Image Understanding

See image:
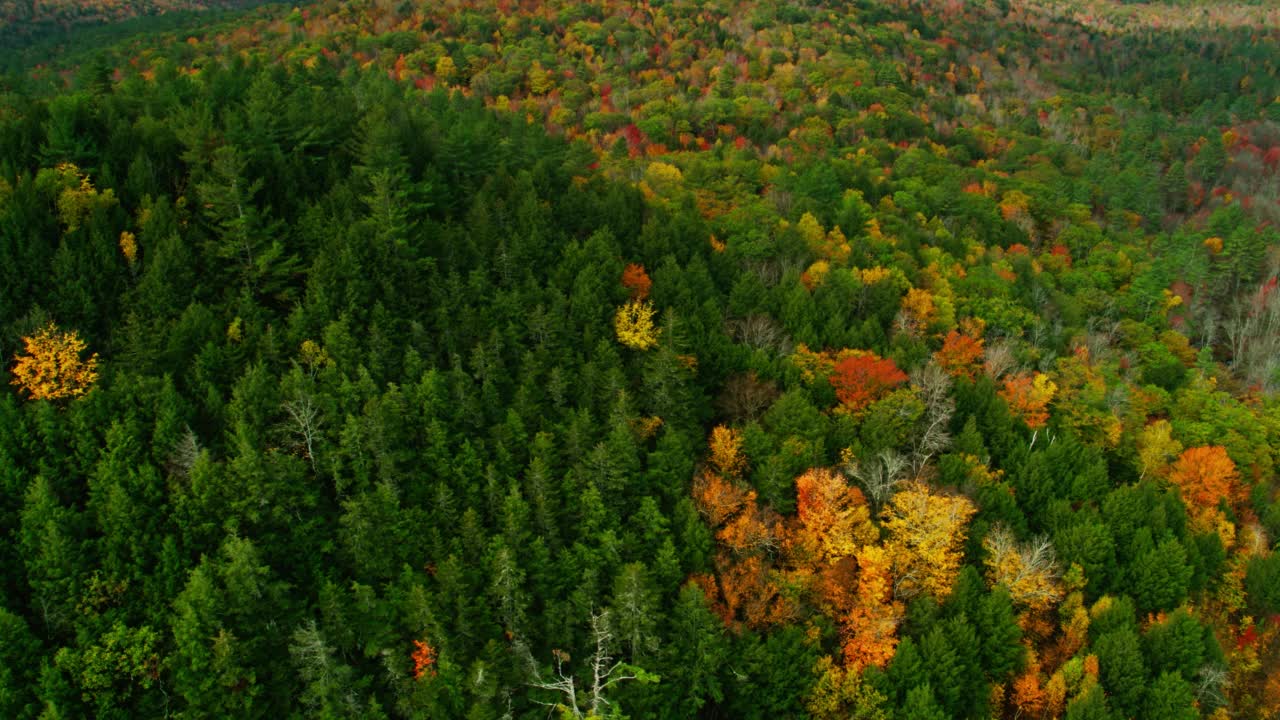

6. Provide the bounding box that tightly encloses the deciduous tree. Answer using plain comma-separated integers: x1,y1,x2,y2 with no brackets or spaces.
621,263,652,301
829,352,907,413
999,372,1057,430
880,483,976,600
933,330,984,381
982,526,1063,614
11,323,99,401
791,467,877,565
1168,445,1238,514
840,545,902,671
615,299,659,350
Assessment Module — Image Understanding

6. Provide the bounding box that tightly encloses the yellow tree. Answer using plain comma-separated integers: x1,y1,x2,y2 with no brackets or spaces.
880,482,976,600
708,425,747,479
36,163,117,232
1135,419,1182,480
982,526,1062,614
11,323,100,401
614,299,659,350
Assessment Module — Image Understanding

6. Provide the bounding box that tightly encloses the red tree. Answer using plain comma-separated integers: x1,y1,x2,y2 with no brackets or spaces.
411,639,437,679
829,353,907,412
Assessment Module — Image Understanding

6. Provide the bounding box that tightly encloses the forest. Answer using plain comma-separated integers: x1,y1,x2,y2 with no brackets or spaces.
1,0,1279,717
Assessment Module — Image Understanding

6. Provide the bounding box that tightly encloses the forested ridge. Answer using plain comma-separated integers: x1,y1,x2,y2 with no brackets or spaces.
1,0,1279,718
0,0,289,47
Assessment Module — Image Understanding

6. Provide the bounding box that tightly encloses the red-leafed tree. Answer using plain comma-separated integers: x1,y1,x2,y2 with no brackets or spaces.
829,353,907,412
412,639,437,679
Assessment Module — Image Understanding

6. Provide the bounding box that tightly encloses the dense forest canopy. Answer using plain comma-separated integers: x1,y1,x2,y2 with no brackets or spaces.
0,0,290,46
1,0,1279,718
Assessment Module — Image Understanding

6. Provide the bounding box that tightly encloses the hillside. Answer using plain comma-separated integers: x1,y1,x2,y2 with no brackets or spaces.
0,0,287,47
1,0,1279,718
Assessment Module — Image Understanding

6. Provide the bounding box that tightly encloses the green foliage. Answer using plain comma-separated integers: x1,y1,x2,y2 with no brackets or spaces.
0,0,1278,715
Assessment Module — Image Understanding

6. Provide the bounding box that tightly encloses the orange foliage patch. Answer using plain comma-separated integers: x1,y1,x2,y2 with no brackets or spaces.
621,262,652,300
411,639,437,679
1169,445,1239,512
933,330,985,380
999,373,1056,430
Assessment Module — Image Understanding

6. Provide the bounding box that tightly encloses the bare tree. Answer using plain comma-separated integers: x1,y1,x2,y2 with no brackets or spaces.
844,448,909,510
983,338,1018,379
726,314,792,356
1224,281,1280,393
530,610,656,719
716,371,780,423
282,391,324,474
908,363,954,477
1194,664,1230,709
982,526,1062,610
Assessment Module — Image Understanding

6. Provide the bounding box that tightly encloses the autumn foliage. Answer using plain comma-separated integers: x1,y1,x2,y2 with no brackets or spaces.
1168,445,1239,517
10,323,100,401
791,468,877,565
880,482,977,600
839,545,902,670
614,299,659,350
999,372,1057,430
708,425,747,478
694,421,976,673
828,352,908,412
933,330,985,381
411,639,437,679
621,263,652,300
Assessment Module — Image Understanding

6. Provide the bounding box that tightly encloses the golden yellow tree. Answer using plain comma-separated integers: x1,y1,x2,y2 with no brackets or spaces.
119,231,138,267
880,482,976,600
614,299,659,350
11,324,100,401
708,425,747,478
982,526,1062,614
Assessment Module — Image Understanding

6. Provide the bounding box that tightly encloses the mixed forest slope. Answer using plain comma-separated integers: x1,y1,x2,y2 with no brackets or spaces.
1,0,1279,718
0,0,287,48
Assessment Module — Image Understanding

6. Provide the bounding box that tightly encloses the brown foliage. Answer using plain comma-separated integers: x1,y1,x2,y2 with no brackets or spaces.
716,371,780,422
